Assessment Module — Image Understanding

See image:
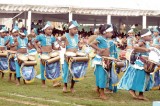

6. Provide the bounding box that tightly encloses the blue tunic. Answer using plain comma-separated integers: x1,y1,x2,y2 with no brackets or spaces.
62,33,79,83
127,36,134,47
36,34,56,80
152,35,160,46
0,36,9,47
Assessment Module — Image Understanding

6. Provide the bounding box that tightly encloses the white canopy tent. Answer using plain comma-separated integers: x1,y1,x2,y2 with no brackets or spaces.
0,0,160,33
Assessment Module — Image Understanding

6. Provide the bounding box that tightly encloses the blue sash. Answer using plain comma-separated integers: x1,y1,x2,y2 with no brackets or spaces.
0,57,8,73
21,66,37,83
45,61,61,81
69,61,88,81
9,58,16,73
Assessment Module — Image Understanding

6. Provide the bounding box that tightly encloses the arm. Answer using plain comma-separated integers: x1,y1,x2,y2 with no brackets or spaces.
133,42,149,53
56,35,66,48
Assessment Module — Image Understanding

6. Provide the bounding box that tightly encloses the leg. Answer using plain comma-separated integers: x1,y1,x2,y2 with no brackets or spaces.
40,62,46,87
41,80,46,88
129,89,138,99
96,86,100,96
8,73,12,81
23,79,26,84
100,88,107,100
14,74,16,81
1,72,4,79
95,65,108,99
70,79,75,93
63,83,67,93
53,81,61,87
15,60,21,85
138,92,149,101
62,60,69,92
16,77,20,86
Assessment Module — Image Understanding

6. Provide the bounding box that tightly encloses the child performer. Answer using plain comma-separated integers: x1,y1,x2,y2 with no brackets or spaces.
118,29,154,100
57,20,80,93
89,24,112,100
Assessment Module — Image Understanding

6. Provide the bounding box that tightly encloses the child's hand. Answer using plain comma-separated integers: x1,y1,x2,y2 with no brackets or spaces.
37,48,42,53
98,49,105,54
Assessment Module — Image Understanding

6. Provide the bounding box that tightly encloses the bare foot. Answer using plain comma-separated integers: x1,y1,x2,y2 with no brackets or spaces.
16,82,20,86
53,82,61,87
129,90,138,99
8,79,11,82
70,88,75,93
100,95,108,100
96,88,100,96
138,95,149,101
41,84,47,88
23,79,26,84
63,87,67,93
105,89,113,94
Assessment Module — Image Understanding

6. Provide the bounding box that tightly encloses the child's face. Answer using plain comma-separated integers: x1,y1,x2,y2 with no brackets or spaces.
44,27,52,35
70,27,78,35
153,32,159,36
128,32,134,36
78,40,84,48
104,32,113,38
20,35,26,39
1,32,7,37
12,31,18,37
143,35,152,41
31,30,36,36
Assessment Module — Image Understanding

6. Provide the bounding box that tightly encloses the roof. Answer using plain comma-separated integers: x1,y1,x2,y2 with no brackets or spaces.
0,0,160,16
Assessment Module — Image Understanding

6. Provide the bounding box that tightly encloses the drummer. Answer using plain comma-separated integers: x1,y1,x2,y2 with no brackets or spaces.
89,24,112,100
14,29,28,85
0,26,10,79
28,28,38,55
57,20,79,93
126,29,136,49
150,28,160,90
151,28,160,48
104,25,120,93
34,21,58,87
118,29,153,100
8,25,19,82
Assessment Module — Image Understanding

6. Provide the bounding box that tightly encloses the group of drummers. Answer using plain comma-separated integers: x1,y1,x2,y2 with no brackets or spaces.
0,20,160,101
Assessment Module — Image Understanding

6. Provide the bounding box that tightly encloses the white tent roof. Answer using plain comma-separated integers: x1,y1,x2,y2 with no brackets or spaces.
0,0,160,16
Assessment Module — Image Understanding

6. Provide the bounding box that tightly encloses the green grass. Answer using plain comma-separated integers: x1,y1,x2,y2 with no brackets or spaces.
0,63,159,106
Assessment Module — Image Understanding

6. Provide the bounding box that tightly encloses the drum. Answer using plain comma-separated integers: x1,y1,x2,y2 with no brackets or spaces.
0,51,8,57
143,47,160,73
65,51,76,62
125,49,137,64
17,54,28,64
76,52,86,57
70,56,89,62
23,61,37,66
28,55,36,61
50,51,59,58
144,60,156,73
40,54,50,65
102,56,115,70
46,56,60,64
40,54,50,60
119,50,126,60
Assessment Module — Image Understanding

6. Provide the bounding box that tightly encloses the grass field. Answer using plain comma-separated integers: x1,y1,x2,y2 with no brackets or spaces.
0,63,159,106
